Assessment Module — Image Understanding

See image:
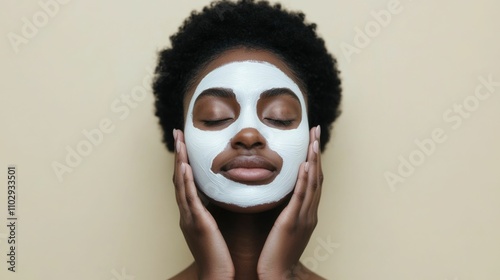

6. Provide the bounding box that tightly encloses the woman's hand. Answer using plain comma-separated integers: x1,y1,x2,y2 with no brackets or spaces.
257,126,324,280
172,129,235,280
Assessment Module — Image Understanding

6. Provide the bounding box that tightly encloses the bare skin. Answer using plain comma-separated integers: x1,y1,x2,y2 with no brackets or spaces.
169,48,326,280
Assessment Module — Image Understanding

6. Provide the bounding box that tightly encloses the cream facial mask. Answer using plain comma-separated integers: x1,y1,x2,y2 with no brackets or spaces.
184,61,309,208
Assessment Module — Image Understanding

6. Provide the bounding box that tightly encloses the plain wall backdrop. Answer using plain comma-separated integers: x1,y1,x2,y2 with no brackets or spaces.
1,0,499,279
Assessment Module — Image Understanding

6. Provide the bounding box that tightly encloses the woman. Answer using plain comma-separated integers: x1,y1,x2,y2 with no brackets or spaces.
152,0,342,279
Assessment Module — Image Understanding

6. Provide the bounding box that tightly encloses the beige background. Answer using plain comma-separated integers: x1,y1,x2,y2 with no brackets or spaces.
1,0,499,279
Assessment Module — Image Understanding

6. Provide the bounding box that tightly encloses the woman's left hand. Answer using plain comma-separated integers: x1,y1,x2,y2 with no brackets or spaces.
257,125,324,280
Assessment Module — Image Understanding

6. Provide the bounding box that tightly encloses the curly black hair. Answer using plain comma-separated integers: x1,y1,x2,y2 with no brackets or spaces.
152,0,342,152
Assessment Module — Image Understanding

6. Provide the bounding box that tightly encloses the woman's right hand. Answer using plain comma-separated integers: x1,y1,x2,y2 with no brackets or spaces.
172,129,235,280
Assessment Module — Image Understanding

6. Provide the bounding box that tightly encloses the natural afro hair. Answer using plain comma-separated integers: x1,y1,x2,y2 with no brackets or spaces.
152,0,342,152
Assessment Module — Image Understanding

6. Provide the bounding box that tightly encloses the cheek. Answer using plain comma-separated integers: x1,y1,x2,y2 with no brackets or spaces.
263,121,310,167
184,126,233,171
262,98,309,147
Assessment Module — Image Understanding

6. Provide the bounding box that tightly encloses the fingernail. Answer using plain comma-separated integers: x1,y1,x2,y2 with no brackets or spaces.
304,162,309,173
313,140,319,154
180,162,186,175
173,129,177,141
315,125,321,139
176,140,181,153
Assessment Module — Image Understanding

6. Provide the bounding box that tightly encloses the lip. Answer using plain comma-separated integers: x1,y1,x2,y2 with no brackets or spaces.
219,156,278,185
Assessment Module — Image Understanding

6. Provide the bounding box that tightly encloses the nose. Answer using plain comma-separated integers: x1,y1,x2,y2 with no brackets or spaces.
230,128,266,150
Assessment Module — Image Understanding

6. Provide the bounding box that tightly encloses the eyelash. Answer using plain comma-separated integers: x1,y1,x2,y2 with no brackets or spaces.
202,118,233,126
202,118,293,128
265,118,294,127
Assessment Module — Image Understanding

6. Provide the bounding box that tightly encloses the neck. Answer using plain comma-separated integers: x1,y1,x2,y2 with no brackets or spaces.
208,203,284,280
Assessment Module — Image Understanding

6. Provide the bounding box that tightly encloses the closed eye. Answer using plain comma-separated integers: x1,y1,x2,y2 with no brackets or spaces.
202,118,233,127
265,118,294,127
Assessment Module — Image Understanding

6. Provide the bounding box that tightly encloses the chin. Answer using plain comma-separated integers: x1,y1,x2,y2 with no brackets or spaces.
203,193,292,214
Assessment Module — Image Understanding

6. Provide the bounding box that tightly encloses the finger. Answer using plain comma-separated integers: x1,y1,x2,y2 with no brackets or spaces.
182,162,212,223
312,126,324,208
283,161,309,220
299,133,317,214
175,132,212,222
307,126,320,166
314,125,323,182
172,130,184,201
173,130,192,220
175,130,192,202
301,126,322,215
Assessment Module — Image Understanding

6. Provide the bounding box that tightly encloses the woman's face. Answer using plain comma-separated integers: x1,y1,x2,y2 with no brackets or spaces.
183,49,309,212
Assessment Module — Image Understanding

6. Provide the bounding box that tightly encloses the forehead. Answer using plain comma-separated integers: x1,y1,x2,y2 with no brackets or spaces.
184,48,307,109
193,61,302,102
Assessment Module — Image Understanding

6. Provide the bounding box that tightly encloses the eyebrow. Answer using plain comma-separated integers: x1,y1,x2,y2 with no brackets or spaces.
196,87,300,102
197,88,235,99
260,88,300,102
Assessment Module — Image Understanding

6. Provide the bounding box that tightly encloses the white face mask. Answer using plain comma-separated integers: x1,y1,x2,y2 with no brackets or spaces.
184,61,309,208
